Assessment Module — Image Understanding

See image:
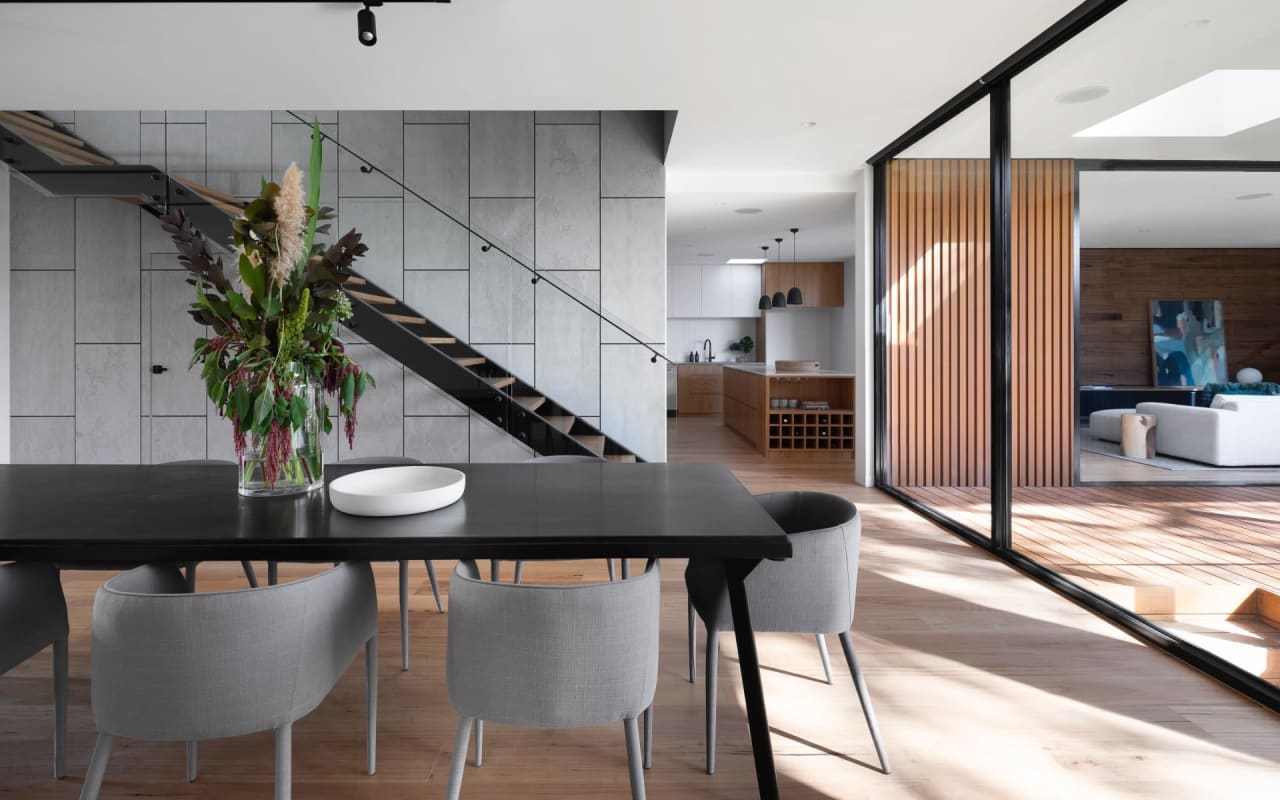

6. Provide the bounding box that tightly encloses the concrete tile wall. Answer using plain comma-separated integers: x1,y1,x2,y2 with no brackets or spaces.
10,109,666,464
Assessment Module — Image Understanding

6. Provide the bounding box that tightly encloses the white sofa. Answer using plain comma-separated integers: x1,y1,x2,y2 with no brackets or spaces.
1135,395,1280,467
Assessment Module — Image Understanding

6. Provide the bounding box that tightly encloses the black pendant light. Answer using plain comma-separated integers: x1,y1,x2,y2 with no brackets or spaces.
757,245,772,310
787,227,804,305
770,237,787,308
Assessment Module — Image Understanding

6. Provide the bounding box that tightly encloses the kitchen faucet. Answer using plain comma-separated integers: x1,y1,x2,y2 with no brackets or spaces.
703,338,714,362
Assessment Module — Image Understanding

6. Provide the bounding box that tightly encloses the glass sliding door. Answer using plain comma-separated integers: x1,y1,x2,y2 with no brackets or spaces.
1009,0,1280,689
881,99,994,538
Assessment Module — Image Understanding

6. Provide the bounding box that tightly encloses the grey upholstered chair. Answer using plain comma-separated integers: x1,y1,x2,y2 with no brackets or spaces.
0,562,69,779
80,562,378,800
504,455,618,585
444,558,660,800
685,491,889,775
163,459,261,589
340,456,445,672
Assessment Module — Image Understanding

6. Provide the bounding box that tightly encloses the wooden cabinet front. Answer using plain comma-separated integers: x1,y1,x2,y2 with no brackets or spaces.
761,262,844,307
677,365,724,415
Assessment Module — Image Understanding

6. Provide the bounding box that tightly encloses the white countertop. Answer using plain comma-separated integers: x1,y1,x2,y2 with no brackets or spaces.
724,363,856,378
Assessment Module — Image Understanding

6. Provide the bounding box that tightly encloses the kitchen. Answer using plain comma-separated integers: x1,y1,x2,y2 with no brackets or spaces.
665,194,859,459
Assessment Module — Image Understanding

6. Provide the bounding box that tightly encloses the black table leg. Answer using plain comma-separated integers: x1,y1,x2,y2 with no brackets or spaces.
725,558,779,800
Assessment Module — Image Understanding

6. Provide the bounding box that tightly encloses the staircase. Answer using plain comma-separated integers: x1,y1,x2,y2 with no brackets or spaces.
0,110,644,462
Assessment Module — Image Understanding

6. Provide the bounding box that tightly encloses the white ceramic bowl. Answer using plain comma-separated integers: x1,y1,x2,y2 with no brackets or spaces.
329,466,466,517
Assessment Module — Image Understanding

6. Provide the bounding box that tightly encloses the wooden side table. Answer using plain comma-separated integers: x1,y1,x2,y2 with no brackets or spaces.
1121,413,1157,459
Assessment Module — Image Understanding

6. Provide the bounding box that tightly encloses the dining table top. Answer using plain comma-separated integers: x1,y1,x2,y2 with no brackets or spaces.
0,462,792,564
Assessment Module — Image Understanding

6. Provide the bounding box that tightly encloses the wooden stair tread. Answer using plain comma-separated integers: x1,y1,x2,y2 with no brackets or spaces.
7,111,55,129
386,313,427,325
0,112,87,149
174,177,245,209
453,357,486,367
348,289,397,306
605,454,637,463
26,136,114,167
421,336,456,345
515,395,546,412
485,376,516,390
345,275,368,286
542,415,575,433
576,435,606,453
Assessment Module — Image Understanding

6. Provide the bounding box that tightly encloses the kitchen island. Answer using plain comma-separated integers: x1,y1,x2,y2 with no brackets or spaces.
723,363,856,457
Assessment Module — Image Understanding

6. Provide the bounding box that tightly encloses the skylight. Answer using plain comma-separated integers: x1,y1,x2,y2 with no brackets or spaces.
1075,70,1280,138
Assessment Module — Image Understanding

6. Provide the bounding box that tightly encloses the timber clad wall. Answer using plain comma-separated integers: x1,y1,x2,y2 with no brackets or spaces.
886,158,1073,488
1079,249,1280,386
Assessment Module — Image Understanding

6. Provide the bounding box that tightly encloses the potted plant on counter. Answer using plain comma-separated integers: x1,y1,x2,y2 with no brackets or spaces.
161,122,373,496
728,335,755,362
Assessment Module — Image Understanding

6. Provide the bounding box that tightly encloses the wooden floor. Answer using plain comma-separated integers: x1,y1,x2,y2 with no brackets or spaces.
906,484,1280,598
3,417,1280,798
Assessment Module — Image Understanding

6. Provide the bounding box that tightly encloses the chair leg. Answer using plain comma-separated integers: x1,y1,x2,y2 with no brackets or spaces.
186,741,198,782
816,634,834,685
475,719,484,767
79,733,114,800
185,562,198,592
399,560,410,671
275,722,293,800
268,561,279,586
642,705,653,769
839,631,890,774
607,559,616,581
366,635,378,775
513,560,524,585
489,560,500,582
53,637,67,779
705,627,719,775
241,561,260,588
621,559,631,579
623,717,646,800
445,717,473,800
687,598,697,684
425,560,444,612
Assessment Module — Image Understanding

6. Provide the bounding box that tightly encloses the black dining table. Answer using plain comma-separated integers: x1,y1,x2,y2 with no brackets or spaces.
0,461,791,799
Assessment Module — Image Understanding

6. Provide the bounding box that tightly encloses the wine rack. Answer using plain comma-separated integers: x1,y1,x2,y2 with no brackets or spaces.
767,409,855,451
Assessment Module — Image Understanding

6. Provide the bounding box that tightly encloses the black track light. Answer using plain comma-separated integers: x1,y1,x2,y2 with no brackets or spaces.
358,2,381,47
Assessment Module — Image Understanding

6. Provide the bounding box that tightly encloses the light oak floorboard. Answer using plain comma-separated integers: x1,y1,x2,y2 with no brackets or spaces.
1,415,1277,798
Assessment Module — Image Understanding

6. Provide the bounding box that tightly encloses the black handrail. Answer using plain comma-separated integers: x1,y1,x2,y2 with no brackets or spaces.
285,110,673,366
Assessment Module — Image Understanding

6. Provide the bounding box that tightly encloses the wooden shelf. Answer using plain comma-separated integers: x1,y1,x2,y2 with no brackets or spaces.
767,410,854,451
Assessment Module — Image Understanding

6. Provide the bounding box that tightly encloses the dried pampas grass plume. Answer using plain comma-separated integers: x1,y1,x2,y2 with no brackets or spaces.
270,162,307,286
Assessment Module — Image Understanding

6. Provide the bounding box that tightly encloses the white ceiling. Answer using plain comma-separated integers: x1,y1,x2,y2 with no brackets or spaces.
904,0,1280,160
0,0,1083,190
667,192,857,265
1080,171,1280,248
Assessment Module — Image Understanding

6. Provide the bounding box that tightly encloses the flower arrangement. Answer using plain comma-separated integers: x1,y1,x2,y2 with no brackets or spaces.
160,122,373,492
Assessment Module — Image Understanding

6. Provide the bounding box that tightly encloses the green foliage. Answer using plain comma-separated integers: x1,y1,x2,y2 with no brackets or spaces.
158,117,373,473
728,335,754,354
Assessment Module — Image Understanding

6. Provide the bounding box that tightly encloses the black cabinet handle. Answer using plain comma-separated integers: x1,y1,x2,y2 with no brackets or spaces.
150,364,168,374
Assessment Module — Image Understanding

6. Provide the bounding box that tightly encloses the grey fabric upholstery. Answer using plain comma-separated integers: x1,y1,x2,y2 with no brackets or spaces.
684,491,889,775
444,559,660,800
82,562,378,799
687,491,860,634
0,562,69,778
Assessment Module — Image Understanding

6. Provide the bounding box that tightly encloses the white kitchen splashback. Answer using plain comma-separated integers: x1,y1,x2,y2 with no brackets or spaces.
667,317,756,363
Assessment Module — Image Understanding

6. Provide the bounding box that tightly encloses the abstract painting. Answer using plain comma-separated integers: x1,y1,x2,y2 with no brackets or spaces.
1151,299,1228,386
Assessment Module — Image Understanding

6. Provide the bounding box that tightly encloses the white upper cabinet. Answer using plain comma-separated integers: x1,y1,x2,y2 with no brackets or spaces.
675,264,759,318
667,266,702,318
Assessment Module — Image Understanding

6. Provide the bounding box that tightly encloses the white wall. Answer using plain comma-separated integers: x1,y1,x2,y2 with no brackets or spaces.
764,308,838,369
668,317,756,363
0,164,9,463
852,171,873,486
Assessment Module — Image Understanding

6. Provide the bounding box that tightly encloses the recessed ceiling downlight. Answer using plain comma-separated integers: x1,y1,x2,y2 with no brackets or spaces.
734,207,763,215
1236,192,1273,201
1055,85,1110,105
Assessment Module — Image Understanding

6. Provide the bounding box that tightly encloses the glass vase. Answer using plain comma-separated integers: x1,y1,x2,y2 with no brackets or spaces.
238,364,325,497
